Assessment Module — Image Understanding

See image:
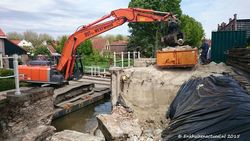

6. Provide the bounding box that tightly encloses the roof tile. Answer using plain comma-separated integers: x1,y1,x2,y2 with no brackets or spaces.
0,28,6,38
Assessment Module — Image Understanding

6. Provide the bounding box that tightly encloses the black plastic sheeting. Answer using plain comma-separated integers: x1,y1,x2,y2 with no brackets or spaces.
162,75,250,141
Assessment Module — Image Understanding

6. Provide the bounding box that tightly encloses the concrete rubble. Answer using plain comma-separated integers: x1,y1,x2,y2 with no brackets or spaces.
161,45,193,51
97,105,165,141
134,58,156,67
22,125,55,141
97,106,142,141
50,130,105,141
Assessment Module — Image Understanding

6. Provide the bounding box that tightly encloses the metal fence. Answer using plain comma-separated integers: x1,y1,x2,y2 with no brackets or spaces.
84,66,109,77
113,51,140,68
0,54,21,95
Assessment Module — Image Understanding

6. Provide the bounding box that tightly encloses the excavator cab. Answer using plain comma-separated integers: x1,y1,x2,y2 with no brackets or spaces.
72,53,84,80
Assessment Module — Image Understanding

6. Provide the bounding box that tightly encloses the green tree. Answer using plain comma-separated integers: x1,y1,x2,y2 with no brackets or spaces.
7,32,24,40
22,30,54,48
34,45,50,56
56,35,68,53
23,30,40,47
128,0,204,56
104,35,116,43
180,15,204,47
39,33,53,43
128,0,182,57
77,39,93,56
115,34,124,41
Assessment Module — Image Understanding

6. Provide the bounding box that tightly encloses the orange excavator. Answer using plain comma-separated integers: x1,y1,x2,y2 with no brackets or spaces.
19,8,181,84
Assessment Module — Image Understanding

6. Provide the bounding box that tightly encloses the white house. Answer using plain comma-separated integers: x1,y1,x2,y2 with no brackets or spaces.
10,39,33,48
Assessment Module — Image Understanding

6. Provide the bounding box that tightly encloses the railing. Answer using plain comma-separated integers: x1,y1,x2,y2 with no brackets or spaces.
113,51,140,68
84,66,110,77
0,54,21,95
83,51,141,77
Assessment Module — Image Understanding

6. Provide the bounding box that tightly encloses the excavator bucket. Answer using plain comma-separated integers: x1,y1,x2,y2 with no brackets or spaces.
161,19,184,46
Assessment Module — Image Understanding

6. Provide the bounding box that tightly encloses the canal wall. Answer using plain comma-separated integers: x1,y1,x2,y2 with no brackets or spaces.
0,87,55,140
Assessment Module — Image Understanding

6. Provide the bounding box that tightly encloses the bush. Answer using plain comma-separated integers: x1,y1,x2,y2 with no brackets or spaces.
0,79,15,91
0,69,14,76
0,69,15,91
34,45,50,57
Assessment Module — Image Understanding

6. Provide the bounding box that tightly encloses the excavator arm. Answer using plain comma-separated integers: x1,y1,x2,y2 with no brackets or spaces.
57,8,176,80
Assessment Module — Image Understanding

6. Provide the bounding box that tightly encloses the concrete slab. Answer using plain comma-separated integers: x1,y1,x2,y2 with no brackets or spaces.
51,130,105,141
53,88,110,119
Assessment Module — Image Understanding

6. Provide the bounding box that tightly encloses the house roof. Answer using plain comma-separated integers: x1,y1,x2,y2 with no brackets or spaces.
110,40,128,46
10,39,21,45
47,44,57,54
109,40,128,53
0,28,7,38
91,38,108,51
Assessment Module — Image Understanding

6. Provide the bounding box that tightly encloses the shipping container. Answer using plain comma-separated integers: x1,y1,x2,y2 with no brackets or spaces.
156,48,198,68
211,31,246,63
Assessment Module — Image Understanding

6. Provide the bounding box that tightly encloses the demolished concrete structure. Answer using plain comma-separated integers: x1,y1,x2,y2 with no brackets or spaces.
97,62,233,140
111,62,232,127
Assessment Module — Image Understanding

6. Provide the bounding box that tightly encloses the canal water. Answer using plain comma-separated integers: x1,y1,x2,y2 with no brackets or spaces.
52,98,111,133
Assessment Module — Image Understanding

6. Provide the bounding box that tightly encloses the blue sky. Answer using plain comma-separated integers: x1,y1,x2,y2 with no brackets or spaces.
0,0,249,39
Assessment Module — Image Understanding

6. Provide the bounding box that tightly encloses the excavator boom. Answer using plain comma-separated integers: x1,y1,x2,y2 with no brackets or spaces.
57,8,175,80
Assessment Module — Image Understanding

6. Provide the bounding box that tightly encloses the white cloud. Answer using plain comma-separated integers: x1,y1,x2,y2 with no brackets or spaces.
0,0,249,39
0,0,130,38
181,0,250,38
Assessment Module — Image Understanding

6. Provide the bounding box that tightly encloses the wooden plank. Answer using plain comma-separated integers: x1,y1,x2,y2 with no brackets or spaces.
228,54,250,59
227,57,250,63
227,60,250,73
229,48,250,52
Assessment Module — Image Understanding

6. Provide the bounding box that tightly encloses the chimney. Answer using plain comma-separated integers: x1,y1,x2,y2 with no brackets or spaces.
234,14,237,20
218,24,221,30
222,22,226,27
229,18,232,22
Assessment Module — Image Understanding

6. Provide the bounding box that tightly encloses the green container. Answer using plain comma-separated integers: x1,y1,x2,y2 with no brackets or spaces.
211,31,246,63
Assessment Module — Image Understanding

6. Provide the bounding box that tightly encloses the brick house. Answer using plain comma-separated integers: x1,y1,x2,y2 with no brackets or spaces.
91,37,109,55
0,28,28,68
218,14,250,38
108,40,128,53
91,37,128,57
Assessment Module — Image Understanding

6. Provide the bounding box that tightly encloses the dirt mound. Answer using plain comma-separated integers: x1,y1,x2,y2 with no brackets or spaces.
192,62,232,78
